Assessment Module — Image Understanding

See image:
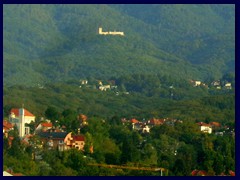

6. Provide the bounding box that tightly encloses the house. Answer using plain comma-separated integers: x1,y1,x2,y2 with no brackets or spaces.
211,80,221,86
81,80,88,85
131,118,139,124
190,80,201,87
38,131,69,151
38,131,85,151
9,108,35,137
224,83,232,89
99,85,111,91
78,114,88,126
142,125,150,133
65,132,85,151
197,122,212,134
209,122,221,129
132,122,143,131
147,118,165,127
3,120,13,138
35,122,53,133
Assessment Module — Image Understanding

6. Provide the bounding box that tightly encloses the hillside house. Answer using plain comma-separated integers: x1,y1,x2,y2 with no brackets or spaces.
142,125,150,133
78,114,88,126
38,131,69,151
38,131,85,151
65,132,85,151
224,82,232,89
209,121,221,129
99,85,111,91
197,122,212,134
81,80,88,85
194,81,201,87
147,118,165,128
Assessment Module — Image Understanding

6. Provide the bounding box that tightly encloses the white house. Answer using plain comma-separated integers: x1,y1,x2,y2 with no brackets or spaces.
225,83,232,89
197,122,212,134
99,85,111,91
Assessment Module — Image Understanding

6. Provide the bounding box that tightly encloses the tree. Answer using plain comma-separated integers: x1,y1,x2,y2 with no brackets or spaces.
50,159,78,176
45,106,59,125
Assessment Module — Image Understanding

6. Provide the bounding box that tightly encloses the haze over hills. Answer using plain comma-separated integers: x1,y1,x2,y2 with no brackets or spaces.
3,4,235,86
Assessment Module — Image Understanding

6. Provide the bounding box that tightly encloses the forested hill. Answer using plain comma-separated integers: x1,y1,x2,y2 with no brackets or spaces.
3,4,235,86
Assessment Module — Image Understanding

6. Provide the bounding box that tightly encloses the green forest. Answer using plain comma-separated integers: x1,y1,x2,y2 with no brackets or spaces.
3,4,235,86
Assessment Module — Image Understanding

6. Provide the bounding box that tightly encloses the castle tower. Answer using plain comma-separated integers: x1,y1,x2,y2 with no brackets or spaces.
99,27,103,34
19,108,25,137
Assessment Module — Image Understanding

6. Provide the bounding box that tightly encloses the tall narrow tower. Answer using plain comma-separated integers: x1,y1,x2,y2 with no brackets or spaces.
99,27,103,34
19,108,25,137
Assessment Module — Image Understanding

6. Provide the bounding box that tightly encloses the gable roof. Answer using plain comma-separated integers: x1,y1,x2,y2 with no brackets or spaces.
10,108,35,117
72,135,85,141
197,122,211,127
148,118,164,125
131,118,139,124
41,122,53,127
3,120,13,129
209,122,221,127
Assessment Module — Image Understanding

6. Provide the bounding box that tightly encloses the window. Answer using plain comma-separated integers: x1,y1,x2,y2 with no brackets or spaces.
25,127,30,135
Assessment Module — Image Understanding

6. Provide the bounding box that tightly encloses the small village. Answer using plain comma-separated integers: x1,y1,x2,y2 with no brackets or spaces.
3,106,235,176
70,78,233,94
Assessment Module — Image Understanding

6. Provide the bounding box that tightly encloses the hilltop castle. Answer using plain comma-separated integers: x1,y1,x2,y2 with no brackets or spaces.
98,27,124,36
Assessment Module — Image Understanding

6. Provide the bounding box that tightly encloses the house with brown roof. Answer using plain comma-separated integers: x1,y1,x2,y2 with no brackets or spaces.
131,118,139,124
197,122,212,134
209,122,221,128
38,131,85,151
78,114,88,126
65,132,85,151
147,118,165,127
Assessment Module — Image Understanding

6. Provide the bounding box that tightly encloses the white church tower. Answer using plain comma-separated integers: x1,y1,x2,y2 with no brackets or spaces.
19,108,25,137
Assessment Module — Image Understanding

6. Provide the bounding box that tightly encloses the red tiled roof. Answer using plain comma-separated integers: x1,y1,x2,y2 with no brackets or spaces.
3,120,13,129
79,114,88,121
229,170,235,176
210,122,221,127
72,135,85,141
191,170,207,176
41,122,53,127
197,122,210,127
149,118,164,125
131,118,139,124
10,108,35,117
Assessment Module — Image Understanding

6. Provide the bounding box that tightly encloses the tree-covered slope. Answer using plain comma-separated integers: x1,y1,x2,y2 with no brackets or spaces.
3,4,235,86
